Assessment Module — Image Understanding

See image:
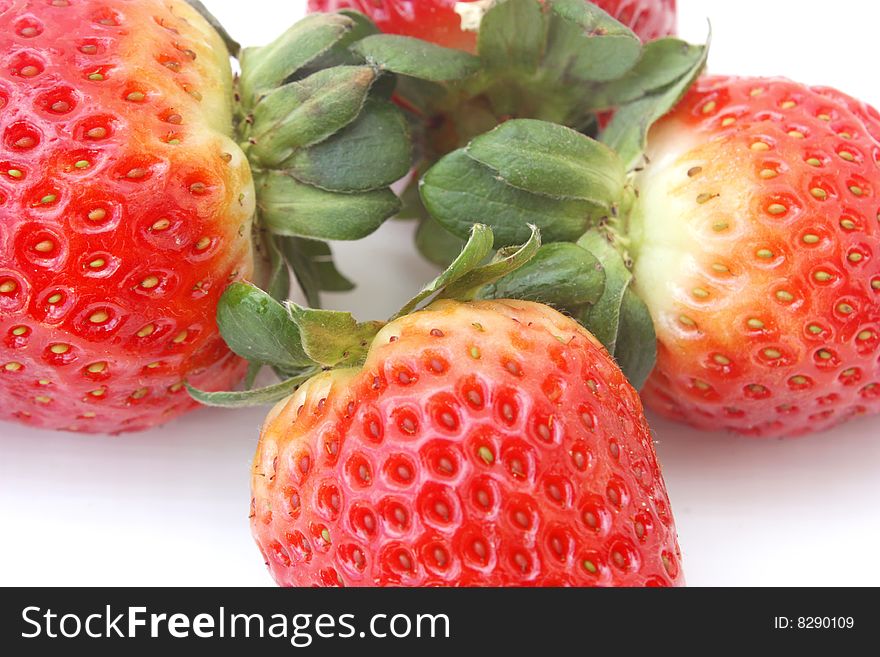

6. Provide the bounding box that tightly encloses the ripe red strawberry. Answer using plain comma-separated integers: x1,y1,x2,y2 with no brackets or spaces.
308,0,676,50
0,0,254,432
630,76,880,437
249,298,682,586
0,2,413,433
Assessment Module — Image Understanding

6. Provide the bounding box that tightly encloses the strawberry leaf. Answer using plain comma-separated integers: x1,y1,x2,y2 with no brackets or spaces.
239,15,411,266
575,230,631,353
352,34,481,82
186,373,314,408
478,0,546,72
247,65,378,168
283,99,411,191
216,282,313,370
415,216,466,268
587,38,710,110
239,13,357,107
265,234,292,302
258,171,400,240
465,119,626,204
420,150,600,247
614,288,657,390
395,223,496,317
574,229,656,387
543,0,640,82
437,225,542,301
480,242,605,308
303,9,381,71
287,305,384,368
421,119,627,247
602,36,709,170
283,237,354,308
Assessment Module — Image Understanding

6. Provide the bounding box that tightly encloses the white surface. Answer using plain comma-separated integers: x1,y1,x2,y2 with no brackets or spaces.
1,0,879,587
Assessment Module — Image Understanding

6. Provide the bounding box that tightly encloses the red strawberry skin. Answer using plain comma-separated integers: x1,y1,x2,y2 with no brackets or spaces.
307,0,676,50
252,300,683,586
631,75,880,437
0,0,255,433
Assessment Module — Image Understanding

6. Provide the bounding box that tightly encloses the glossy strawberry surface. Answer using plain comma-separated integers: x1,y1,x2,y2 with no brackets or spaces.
631,76,880,437
307,0,676,51
0,0,255,433
252,299,683,586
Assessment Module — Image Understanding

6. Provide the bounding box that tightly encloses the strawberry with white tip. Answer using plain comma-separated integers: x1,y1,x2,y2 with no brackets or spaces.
630,76,880,437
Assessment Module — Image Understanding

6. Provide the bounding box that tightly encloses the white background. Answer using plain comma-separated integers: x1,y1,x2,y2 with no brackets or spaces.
1,0,879,587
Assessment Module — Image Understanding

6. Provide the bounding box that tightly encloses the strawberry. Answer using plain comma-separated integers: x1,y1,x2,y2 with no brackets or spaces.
0,0,254,432
628,76,880,437
196,225,684,586
0,2,415,433
307,0,676,50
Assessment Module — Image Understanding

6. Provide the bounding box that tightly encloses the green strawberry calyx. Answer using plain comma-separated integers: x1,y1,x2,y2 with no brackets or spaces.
184,1,709,392
376,0,709,224
187,223,612,406
183,4,482,306
410,4,710,387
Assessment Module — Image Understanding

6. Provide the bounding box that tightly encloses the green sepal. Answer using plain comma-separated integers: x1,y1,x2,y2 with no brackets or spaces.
477,0,547,73
436,225,541,302
395,223,495,317
237,13,415,299
614,288,657,390
300,10,382,72
257,171,400,241
244,361,261,390
465,119,626,204
575,230,655,388
282,237,354,308
575,230,630,353
602,35,710,169
247,65,379,169
396,223,541,317
352,34,481,82
198,226,547,408
480,242,605,309
216,282,312,371
238,13,358,108
283,99,411,192
421,122,623,247
288,305,385,368
415,215,466,268
587,38,710,111
543,0,641,81
186,373,315,408
262,231,291,302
